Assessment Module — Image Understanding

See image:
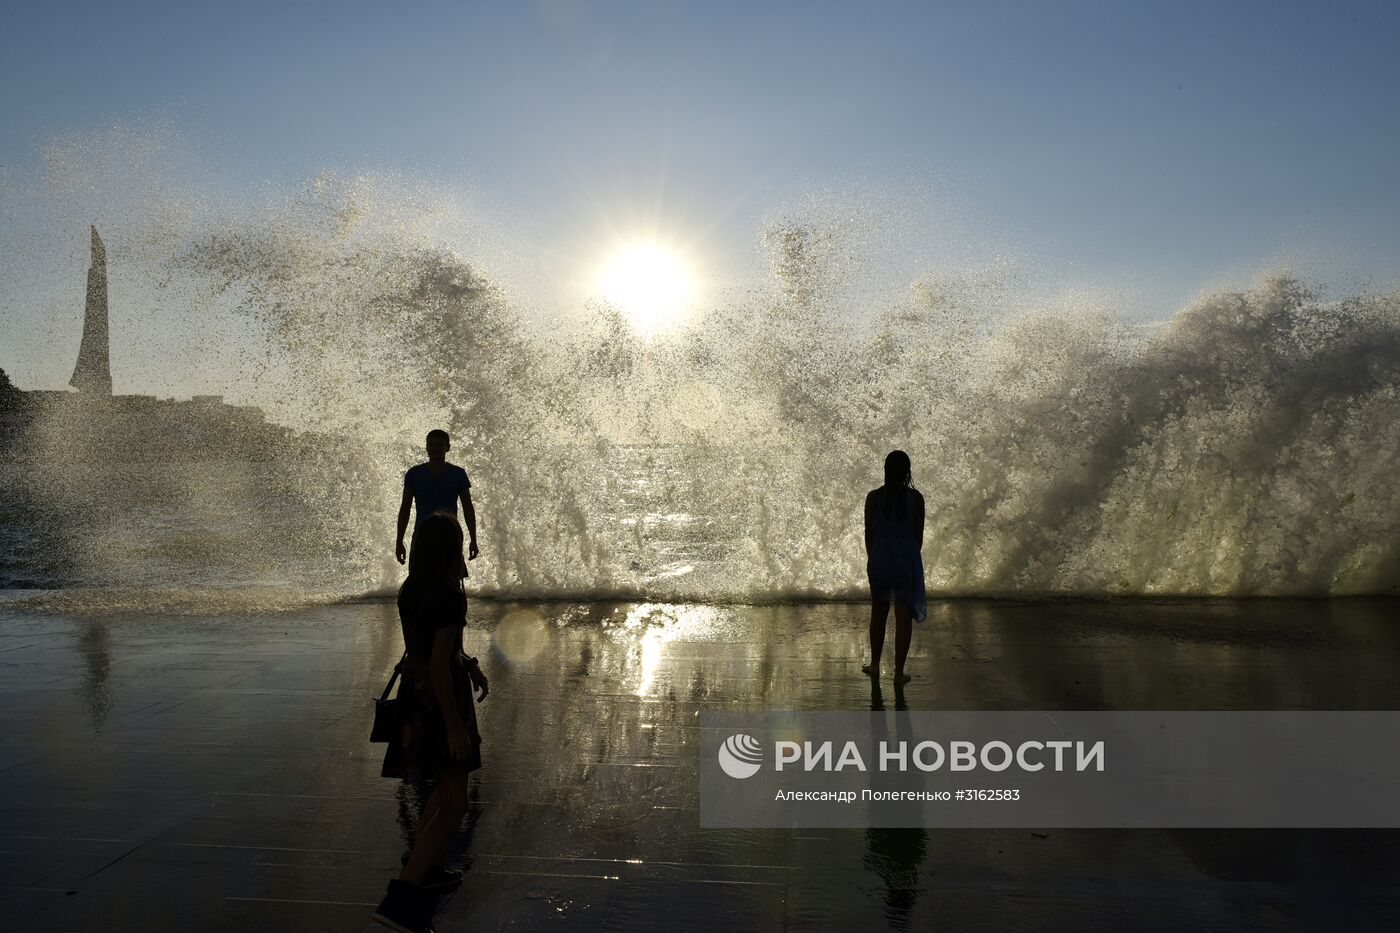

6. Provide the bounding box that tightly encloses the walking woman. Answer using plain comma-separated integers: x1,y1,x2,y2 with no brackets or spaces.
374,510,489,933
861,450,927,685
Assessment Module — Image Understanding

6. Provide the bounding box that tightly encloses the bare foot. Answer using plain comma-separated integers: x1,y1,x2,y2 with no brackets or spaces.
860,663,878,677
893,672,912,685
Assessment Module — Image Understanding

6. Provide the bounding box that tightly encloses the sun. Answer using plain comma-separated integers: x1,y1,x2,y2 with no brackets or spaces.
597,241,695,334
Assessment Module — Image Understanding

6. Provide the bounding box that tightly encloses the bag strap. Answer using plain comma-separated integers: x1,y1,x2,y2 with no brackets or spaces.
379,651,407,701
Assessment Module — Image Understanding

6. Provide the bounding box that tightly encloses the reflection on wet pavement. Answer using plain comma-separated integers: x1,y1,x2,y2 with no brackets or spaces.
3,597,1400,930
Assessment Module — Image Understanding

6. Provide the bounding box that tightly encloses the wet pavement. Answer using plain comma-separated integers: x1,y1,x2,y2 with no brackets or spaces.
2,596,1400,931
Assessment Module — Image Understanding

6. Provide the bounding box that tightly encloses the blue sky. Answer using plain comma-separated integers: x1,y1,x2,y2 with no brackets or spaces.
3,0,1400,390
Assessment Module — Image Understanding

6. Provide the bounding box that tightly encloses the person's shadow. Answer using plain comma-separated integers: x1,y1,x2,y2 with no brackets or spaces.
862,678,928,930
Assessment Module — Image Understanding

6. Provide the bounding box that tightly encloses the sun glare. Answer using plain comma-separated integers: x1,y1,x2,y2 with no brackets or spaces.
598,241,695,333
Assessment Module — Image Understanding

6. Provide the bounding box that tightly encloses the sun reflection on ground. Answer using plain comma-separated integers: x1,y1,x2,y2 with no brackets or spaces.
619,602,729,696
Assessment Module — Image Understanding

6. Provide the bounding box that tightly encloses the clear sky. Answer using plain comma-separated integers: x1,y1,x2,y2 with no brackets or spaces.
3,0,1399,392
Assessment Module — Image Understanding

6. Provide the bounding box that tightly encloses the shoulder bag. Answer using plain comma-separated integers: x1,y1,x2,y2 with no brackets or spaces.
369,651,407,743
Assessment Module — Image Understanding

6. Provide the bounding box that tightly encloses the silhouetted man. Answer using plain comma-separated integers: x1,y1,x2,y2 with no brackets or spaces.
396,429,479,574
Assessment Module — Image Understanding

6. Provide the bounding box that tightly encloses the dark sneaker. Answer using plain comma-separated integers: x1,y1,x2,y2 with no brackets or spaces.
371,879,433,933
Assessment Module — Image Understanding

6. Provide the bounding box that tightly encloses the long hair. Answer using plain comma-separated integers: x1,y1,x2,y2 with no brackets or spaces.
880,449,912,520
407,510,465,588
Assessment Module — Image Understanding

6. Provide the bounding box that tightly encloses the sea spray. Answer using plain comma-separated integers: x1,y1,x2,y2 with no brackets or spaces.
7,163,1400,602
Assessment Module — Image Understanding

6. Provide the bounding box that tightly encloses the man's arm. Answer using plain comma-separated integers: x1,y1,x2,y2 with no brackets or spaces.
461,487,479,559
395,484,413,564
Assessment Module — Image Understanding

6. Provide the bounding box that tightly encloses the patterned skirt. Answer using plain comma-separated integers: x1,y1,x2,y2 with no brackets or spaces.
380,653,482,781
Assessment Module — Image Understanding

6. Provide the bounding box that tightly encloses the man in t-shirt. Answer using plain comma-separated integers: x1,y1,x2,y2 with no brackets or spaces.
395,429,479,573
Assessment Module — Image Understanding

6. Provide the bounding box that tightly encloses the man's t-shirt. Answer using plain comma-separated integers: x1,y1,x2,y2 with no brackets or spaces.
404,462,471,527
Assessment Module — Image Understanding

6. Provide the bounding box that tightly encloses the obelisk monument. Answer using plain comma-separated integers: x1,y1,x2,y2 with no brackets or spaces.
69,226,113,395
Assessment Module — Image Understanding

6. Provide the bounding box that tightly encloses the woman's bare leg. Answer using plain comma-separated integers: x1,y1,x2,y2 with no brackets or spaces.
398,784,445,871
418,785,443,834
862,599,890,675
893,602,913,684
401,773,470,883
